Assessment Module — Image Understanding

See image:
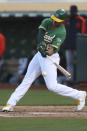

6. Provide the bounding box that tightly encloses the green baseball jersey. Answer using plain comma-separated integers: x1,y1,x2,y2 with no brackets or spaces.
39,18,66,52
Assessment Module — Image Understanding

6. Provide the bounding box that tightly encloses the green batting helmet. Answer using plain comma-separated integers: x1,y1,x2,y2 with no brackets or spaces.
51,9,67,22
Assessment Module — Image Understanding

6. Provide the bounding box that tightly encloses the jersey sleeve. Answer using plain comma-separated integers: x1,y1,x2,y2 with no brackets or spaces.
52,33,66,52
39,18,49,31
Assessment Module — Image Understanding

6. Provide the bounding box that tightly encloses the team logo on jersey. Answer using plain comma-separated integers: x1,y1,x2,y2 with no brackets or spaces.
44,32,56,43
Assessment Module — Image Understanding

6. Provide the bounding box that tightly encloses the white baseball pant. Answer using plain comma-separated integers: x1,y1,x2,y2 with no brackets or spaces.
7,52,83,106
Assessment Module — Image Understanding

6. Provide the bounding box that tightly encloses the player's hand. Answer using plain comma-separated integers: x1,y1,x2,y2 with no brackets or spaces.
37,41,48,57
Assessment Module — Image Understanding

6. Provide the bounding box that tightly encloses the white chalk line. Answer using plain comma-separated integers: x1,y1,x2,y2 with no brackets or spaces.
0,112,60,118
0,114,11,117
0,111,86,118
28,111,86,114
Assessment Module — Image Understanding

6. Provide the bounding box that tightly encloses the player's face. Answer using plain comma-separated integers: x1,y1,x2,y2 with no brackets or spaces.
46,44,55,56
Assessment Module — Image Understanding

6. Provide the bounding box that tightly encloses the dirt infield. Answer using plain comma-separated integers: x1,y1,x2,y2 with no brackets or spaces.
0,106,87,118
0,83,87,91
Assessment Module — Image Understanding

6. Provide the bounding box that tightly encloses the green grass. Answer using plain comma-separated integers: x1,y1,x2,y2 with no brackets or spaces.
0,118,87,131
0,89,78,106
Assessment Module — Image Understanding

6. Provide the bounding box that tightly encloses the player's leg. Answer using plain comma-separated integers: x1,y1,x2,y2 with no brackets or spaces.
41,54,86,111
2,53,41,111
45,66,86,111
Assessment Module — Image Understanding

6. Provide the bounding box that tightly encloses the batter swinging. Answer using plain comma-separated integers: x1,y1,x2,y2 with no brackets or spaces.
2,9,86,112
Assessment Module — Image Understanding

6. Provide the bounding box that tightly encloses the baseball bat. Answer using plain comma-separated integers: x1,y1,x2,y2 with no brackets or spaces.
47,55,71,79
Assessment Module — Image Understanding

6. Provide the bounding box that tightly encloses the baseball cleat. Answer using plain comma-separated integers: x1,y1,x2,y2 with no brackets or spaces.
2,104,13,112
77,91,86,111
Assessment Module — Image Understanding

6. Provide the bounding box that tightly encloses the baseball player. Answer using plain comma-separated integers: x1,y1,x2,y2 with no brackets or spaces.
2,9,86,112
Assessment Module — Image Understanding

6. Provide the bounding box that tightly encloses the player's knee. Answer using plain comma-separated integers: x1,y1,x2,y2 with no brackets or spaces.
46,82,57,92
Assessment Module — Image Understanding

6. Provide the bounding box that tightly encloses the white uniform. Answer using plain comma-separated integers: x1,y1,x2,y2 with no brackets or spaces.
7,52,83,106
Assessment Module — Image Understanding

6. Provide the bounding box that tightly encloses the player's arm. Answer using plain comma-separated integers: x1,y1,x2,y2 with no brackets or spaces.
37,18,57,57
37,28,47,57
37,19,48,57
38,28,46,43
37,31,56,57
37,29,57,57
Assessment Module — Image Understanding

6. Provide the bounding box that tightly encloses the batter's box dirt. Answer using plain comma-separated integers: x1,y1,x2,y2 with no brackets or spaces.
0,106,87,118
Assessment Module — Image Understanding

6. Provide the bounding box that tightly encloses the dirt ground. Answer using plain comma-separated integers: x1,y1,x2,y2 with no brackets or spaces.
0,83,87,90
0,106,87,118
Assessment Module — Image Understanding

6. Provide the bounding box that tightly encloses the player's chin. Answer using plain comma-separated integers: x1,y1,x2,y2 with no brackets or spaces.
46,52,53,56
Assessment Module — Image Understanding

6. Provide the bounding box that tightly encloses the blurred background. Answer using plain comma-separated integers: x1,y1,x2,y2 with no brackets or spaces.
0,0,87,88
